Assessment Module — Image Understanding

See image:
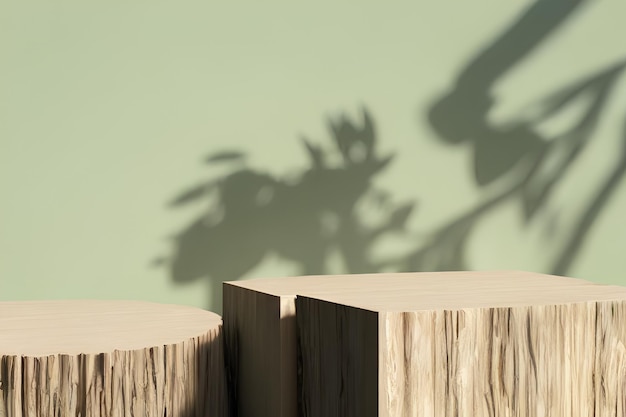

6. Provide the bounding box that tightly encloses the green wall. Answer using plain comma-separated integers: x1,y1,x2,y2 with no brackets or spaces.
2,1,626,313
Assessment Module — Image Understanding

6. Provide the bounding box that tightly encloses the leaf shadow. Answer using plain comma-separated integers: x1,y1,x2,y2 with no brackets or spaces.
157,0,626,314
160,108,416,313
409,0,626,275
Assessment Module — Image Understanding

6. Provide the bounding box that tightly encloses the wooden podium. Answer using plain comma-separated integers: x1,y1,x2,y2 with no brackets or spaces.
224,271,626,417
0,300,226,417
3,271,626,417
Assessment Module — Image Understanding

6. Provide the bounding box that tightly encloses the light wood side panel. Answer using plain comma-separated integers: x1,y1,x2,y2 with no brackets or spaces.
0,300,226,417
224,271,626,417
380,302,613,416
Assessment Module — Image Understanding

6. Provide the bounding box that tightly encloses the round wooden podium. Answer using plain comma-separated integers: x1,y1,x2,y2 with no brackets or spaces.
0,300,226,417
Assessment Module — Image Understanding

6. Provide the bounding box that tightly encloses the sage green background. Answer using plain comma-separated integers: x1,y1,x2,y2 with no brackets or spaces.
2,1,626,312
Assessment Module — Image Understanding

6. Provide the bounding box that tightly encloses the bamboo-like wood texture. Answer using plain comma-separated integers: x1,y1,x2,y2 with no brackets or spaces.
226,270,626,417
0,300,227,417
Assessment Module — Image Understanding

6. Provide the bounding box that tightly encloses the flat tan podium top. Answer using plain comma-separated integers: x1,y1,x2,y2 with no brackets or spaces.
228,270,626,311
224,270,626,417
0,300,226,417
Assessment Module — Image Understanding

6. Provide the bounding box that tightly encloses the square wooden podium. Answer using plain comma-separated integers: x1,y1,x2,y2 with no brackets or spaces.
223,271,626,417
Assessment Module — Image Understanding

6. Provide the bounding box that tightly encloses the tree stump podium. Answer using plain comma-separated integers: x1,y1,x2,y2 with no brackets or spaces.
224,271,626,417
0,300,226,417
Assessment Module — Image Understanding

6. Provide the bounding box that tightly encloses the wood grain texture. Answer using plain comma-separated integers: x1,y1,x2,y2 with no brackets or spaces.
0,300,227,417
229,271,626,417
299,300,626,417
222,283,296,417
296,297,378,417
380,303,619,416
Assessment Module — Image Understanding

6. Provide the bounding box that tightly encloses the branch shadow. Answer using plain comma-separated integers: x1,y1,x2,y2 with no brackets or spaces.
157,0,626,314
159,108,415,313
412,0,626,274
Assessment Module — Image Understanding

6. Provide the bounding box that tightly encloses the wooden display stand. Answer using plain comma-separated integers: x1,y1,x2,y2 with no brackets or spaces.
4,271,626,417
0,300,226,417
224,271,626,417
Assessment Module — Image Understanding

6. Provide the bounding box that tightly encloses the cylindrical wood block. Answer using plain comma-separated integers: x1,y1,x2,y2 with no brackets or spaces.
0,300,227,417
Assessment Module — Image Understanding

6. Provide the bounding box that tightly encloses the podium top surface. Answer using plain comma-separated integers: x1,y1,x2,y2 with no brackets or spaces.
226,270,626,312
0,300,221,356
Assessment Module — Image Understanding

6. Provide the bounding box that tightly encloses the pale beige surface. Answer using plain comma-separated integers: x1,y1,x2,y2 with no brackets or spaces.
0,300,222,356
377,301,626,416
0,300,226,417
228,271,626,416
228,270,626,311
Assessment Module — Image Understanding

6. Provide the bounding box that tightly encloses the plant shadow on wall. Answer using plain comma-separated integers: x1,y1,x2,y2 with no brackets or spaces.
158,109,416,312
412,0,626,276
157,0,626,312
